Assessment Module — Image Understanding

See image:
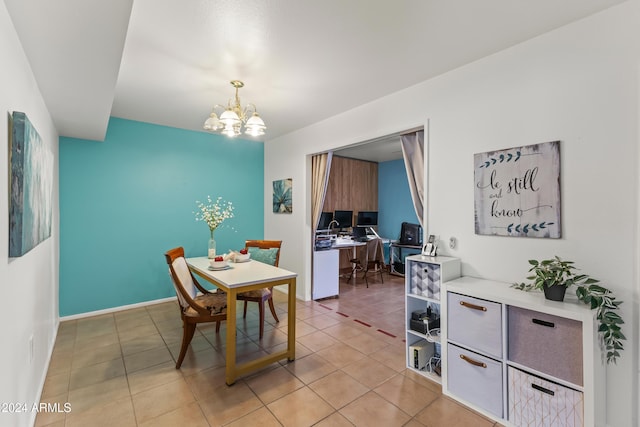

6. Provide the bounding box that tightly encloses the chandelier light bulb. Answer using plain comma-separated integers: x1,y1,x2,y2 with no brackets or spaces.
203,112,221,131
245,112,266,136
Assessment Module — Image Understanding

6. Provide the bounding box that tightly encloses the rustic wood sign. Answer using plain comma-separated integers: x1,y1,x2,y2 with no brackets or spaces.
474,141,561,238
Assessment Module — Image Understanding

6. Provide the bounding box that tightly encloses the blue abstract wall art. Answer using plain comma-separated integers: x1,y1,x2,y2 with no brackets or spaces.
273,178,292,213
9,111,53,257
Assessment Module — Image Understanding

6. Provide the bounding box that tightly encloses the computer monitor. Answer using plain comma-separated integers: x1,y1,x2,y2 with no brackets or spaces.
356,211,378,226
333,210,353,229
352,225,367,241
317,212,333,230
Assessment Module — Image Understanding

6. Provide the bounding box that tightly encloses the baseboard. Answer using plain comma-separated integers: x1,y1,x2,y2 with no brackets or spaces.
59,287,297,322
59,296,178,321
29,320,60,427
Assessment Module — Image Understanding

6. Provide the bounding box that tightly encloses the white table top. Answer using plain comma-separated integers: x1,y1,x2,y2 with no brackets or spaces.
332,239,366,248
186,256,297,288
331,236,391,248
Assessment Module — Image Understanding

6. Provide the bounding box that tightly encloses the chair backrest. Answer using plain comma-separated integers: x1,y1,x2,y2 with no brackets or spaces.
399,222,422,246
365,238,385,266
164,247,198,309
245,240,282,267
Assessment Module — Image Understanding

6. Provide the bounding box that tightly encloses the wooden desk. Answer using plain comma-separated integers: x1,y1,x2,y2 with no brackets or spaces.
186,257,297,385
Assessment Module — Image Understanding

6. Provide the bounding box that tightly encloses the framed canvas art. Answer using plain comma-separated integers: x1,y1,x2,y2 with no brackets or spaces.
474,140,561,238
273,178,292,213
9,111,53,256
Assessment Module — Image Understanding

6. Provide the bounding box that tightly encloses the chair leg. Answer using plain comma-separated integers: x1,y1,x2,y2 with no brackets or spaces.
267,296,279,323
259,302,265,339
347,261,359,282
216,320,221,333
359,266,368,287
243,301,249,318
176,322,196,369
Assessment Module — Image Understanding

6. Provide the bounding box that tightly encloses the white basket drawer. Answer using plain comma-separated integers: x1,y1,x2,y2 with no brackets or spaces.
447,292,502,359
408,261,441,300
508,366,584,427
447,343,503,418
508,306,583,386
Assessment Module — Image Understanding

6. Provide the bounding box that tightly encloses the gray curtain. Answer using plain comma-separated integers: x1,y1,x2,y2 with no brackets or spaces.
401,131,425,228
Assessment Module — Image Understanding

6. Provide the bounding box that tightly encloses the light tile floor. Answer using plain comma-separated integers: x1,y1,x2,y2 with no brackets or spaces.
37,272,503,427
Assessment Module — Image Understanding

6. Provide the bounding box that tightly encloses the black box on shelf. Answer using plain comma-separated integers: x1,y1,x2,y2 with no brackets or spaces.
411,310,428,321
410,319,429,334
410,311,440,334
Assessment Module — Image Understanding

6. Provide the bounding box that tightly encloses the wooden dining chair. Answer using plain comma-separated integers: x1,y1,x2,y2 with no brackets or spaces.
164,246,227,368
236,240,282,338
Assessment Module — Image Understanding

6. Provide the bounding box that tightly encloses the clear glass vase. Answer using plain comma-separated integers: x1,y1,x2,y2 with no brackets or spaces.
208,231,217,259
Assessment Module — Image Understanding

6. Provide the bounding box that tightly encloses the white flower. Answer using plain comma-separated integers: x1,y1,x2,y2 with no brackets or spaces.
194,196,234,232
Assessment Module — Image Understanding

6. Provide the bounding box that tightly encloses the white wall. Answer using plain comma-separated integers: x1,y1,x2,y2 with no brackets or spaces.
0,3,60,427
265,2,639,426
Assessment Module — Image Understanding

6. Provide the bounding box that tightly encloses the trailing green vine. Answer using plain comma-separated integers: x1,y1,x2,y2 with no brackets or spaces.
575,283,625,364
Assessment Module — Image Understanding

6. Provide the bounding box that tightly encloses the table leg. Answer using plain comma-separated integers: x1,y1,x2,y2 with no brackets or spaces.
225,288,237,385
287,278,297,361
351,246,358,282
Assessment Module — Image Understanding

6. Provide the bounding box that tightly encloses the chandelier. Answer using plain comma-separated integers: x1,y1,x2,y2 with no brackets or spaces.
203,80,266,137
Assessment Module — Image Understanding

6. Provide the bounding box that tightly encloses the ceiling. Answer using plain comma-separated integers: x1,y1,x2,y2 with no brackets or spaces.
5,0,626,147
334,135,404,163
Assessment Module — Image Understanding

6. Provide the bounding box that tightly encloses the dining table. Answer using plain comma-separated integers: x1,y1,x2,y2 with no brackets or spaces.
186,256,297,385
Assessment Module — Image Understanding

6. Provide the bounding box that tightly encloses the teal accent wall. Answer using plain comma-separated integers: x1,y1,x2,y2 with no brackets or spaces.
59,117,264,316
378,159,420,240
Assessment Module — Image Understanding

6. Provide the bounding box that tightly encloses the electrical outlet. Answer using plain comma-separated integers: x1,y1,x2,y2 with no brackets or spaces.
449,236,457,249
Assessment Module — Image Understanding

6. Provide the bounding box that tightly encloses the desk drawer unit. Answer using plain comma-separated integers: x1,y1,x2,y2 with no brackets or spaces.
447,293,502,359
447,344,503,418
508,366,584,427
508,306,583,386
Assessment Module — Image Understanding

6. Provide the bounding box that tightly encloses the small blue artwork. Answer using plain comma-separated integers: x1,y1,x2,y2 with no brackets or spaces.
273,178,292,213
9,111,53,257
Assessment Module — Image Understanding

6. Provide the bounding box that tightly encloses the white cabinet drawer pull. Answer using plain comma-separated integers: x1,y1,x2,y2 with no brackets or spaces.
460,354,487,368
460,301,487,311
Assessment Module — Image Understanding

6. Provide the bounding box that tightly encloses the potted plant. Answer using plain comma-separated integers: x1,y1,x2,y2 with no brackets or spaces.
513,256,625,364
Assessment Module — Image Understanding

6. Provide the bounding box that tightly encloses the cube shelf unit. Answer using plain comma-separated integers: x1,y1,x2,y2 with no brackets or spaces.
441,276,605,427
404,255,460,384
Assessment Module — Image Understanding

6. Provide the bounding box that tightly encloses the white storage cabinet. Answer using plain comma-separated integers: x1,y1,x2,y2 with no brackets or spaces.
441,276,605,427
404,255,460,383
312,249,339,300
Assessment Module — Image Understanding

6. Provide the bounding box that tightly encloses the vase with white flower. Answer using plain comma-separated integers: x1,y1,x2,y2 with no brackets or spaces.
194,196,234,258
